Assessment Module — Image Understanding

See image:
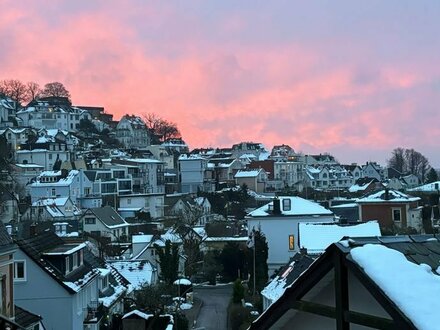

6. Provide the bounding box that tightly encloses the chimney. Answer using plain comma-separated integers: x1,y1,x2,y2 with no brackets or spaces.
384,188,390,201
273,197,281,215
61,168,69,178
29,223,36,237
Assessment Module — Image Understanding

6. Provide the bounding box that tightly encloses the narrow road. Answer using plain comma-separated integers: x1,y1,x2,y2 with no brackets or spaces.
193,284,232,330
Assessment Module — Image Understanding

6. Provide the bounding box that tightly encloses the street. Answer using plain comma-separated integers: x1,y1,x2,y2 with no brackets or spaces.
193,284,232,330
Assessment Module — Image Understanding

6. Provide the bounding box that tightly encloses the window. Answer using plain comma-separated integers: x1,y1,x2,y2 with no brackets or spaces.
127,198,131,205
51,188,56,197
289,235,295,250
14,261,26,281
392,208,401,222
282,199,291,211
85,217,96,225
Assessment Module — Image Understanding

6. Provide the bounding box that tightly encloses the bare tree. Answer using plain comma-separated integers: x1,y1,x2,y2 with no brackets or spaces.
388,147,431,182
142,113,181,144
26,81,41,101
388,147,406,173
41,82,71,100
0,79,28,108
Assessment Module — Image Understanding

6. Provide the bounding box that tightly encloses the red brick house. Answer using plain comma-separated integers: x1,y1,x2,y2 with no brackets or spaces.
356,189,422,232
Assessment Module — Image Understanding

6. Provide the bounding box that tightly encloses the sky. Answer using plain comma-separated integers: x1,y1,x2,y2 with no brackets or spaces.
2,1,440,166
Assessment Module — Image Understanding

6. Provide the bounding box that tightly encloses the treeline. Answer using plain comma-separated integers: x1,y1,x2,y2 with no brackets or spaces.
388,147,438,183
0,79,71,107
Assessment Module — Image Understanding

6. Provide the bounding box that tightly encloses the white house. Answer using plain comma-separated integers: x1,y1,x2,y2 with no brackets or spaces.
115,115,150,148
29,170,93,207
178,154,214,193
81,206,129,242
247,196,335,275
235,169,267,193
118,193,165,220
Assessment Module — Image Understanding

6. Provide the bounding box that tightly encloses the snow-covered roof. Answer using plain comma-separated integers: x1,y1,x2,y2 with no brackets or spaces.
299,221,381,254
248,196,333,217
179,154,206,160
174,278,191,285
15,163,44,168
32,197,69,207
110,261,155,291
235,169,262,178
351,244,440,330
408,181,440,193
122,309,153,320
356,189,420,203
132,235,154,244
32,170,79,186
348,182,371,193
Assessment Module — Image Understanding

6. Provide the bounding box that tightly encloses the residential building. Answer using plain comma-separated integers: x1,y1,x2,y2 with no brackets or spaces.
111,158,165,194
16,97,91,131
231,142,270,160
247,197,335,274
118,193,165,220
14,232,103,330
0,95,17,128
21,197,81,222
234,169,267,193
178,154,214,193
29,169,93,207
115,115,150,148
0,223,17,327
80,206,129,242
362,161,387,181
357,189,422,232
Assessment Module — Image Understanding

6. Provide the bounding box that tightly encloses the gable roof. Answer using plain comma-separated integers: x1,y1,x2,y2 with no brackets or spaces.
251,235,440,330
16,231,98,294
248,196,333,217
87,206,128,228
357,189,420,204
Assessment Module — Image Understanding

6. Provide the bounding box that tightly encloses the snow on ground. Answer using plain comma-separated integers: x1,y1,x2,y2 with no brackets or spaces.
351,244,440,330
180,303,193,310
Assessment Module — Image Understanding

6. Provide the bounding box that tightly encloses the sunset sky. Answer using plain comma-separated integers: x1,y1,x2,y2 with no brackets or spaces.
2,1,440,166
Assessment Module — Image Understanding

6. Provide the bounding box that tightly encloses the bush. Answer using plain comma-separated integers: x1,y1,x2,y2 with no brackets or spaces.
229,304,249,330
232,279,245,303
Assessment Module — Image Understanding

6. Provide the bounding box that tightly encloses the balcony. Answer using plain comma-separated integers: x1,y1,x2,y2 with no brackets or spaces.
83,300,104,325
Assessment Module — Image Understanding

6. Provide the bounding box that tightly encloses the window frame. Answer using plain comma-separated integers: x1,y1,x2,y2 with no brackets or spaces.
288,235,295,251
14,260,26,281
392,207,402,222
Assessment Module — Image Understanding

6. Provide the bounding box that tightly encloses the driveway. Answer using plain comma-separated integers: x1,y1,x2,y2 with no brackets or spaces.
193,284,232,330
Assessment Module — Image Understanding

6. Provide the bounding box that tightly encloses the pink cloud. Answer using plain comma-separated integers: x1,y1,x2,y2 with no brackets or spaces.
2,1,440,165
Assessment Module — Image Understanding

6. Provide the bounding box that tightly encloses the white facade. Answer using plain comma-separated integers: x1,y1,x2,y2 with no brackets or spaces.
179,155,212,193
116,115,150,148
119,193,165,219
247,197,335,275
16,148,71,171
16,101,91,131
30,170,93,206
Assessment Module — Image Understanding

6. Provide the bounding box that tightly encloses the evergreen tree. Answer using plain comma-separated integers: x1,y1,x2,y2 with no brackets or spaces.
247,230,268,294
155,240,179,285
219,242,247,281
426,168,439,183
232,279,245,303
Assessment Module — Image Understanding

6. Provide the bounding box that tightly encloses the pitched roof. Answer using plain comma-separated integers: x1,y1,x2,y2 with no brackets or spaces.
87,206,128,228
248,196,333,217
15,305,42,328
357,189,420,203
252,235,440,330
16,231,98,294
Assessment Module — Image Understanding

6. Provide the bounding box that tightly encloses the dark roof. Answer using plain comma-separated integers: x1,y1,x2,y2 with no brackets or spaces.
271,253,315,285
330,205,359,223
15,305,42,328
251,235,440,330
16,231,97,294
88,206,127,227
